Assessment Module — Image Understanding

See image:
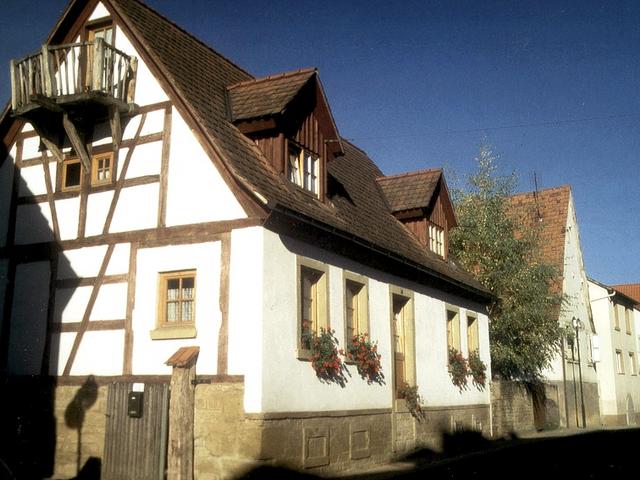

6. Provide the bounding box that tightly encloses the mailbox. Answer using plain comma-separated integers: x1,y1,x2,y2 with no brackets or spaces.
128,391,144,418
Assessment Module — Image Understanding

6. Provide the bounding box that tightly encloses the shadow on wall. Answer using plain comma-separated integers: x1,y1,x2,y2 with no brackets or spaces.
0,165,78,478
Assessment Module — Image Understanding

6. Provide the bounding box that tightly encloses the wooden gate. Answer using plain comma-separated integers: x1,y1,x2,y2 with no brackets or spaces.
102,382,169,480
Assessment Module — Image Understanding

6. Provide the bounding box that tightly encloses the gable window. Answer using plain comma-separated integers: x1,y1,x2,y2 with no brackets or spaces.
447,308,461,353
467,313,479,353
616,349,624,374
298,260,328,354
429,224,445,257
288,143,320,197
91,152,113,185
345,276,368,346
62,158,82,191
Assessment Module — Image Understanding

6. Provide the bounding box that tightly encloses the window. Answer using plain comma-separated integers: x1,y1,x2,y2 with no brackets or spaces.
85,22,114,90
467,313,479,354
630,352,637,375
151,270,197,340
91,152,113,185
625,307,632,335
447,308,461,352
614,304,621,331
298,262,328,353
392,291,415,399
429,224,445,257
616,350,625,374
345,278,368,345
62,158,82,191
288,143,320,197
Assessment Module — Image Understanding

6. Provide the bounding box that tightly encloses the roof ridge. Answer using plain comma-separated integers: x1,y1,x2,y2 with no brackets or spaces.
227,67,317,90
510,184,572,199
376,168,442,182
112,0,254,79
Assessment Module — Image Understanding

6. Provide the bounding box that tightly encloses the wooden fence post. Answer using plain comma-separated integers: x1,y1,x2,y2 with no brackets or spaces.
166,346,200,480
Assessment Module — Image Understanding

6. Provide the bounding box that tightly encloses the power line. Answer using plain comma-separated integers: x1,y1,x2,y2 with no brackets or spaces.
345,112,640,141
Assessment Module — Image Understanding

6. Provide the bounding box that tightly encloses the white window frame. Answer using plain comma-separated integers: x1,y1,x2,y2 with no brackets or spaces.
288,143,320,197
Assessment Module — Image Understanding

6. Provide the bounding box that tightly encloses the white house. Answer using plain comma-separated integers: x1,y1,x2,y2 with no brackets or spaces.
0,0,493,478
508,186,600,429
588,279,640,426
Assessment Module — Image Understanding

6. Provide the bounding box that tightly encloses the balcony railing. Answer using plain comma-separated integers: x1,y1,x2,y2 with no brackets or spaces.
11,38,136,113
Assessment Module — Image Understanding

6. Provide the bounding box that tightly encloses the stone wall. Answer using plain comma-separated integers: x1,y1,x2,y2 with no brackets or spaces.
557,379,601,428
491,380,536,436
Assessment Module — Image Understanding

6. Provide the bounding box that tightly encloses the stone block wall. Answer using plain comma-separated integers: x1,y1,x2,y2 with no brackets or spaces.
491,380,536,436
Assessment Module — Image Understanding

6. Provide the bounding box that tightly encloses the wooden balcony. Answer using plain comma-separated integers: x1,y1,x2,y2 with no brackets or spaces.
10,38,137,169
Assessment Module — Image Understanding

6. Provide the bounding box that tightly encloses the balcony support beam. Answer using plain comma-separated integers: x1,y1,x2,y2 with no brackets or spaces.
63,113,91,172
109,104,122,150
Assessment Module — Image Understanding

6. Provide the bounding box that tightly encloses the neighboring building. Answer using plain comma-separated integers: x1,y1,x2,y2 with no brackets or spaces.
612,283,640,304
508,186,600,428
588,279,640,425
0,0,493,478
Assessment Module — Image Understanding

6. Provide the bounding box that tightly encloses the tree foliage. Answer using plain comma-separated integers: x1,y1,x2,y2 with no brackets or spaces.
449,146,564,381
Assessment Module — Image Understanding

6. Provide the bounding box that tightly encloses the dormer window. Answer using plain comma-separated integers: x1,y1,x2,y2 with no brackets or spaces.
288,143,320,197
429,224,445,257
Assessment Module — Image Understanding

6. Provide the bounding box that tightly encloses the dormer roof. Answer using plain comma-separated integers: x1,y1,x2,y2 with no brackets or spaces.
227,68,316,122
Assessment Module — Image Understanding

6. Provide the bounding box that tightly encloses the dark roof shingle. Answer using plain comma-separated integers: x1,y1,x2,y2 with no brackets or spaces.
376,169,442,212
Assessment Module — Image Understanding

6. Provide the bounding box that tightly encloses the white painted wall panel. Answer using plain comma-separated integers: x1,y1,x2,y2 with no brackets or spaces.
105,243,131,276
228,227,263,412
7,262,50,375
21,136,41,161
14,203,54,244
115,28,169,106
89,2,110,20
56,330,124,376
55,286,91,323
58,245,109,279
91,283,128,320
122,115,142,141
18,165,47,197
85,190,114,237
0,154,15,247
165,108,246,226
109,184,159,233
132,242,221,375
122,142,162,178
140,109,165,136
56,197,81,241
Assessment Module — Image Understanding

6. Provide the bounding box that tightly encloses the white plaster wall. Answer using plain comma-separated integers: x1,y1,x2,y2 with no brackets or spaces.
18,165,47,197
21,136,41,161
85,191,114,237
14,203,54,245
120,142,162,179
258,230,491,414
89,2,110,20
56,330,124,376
165,107,247,227
114,22,169,106
57,245,109,279
7,262,50,375
0,153,15,247
105,243,131,276
109,183,159,233
228,227,264,412
132,242,221,375
140,109,165,137
56,197,81,241
589,281,617,415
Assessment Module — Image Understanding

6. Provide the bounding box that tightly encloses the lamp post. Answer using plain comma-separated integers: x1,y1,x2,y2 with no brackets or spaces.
572,317,587,428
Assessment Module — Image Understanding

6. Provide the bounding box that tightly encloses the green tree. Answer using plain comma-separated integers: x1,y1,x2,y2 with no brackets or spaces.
449,145,564,381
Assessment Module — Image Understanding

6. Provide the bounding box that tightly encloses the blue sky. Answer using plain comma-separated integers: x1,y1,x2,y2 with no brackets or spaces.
1,0,638,285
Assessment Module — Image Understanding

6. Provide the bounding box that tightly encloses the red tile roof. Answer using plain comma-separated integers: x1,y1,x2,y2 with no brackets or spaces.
612,284,640,305
227,69,316,121
376,169,442,213
507,185,572,273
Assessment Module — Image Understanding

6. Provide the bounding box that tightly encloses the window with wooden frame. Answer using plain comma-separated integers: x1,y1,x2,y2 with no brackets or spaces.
91,152,114,185
467,313,479,354
61,158,82,191
344,275,368,347
149,270,198,341
298,260,328,355
429,224,445,257
616,349,624,374
288,143,320,197
447,308,461,353
614,304,621,331
85,21,114,91
625,307,632,335
391,290,415,399
629,352,637,375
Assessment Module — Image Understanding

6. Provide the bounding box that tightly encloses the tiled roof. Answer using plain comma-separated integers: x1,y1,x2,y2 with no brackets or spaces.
227,69,316,121
376,169,442,212
0,0,489,301
612,284,640,305
507,185,571,273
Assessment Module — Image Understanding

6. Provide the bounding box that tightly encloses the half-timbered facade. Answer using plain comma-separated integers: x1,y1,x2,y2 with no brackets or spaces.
0,1,492,478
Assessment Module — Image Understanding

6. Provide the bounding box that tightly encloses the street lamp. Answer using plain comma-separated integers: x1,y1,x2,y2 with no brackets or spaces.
572,317,587,428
